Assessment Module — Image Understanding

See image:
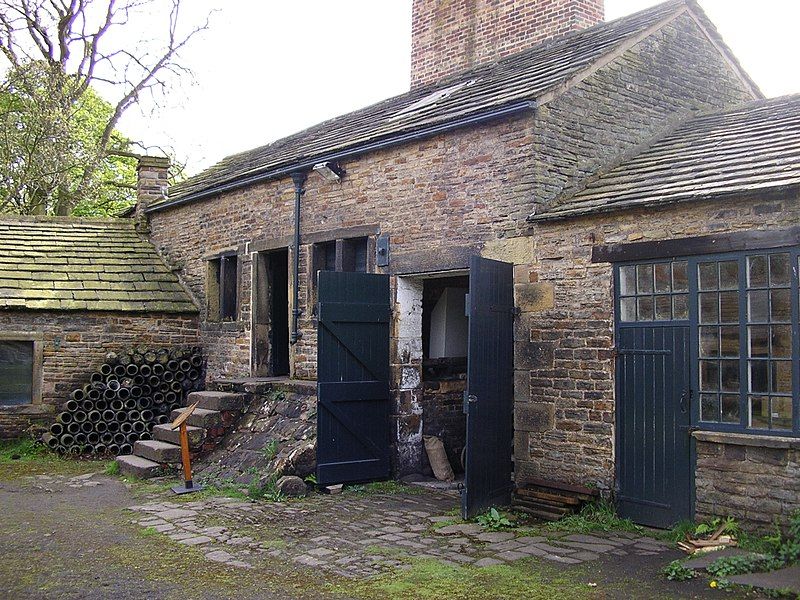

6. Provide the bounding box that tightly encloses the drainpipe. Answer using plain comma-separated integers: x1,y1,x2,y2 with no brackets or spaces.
290,171,307,344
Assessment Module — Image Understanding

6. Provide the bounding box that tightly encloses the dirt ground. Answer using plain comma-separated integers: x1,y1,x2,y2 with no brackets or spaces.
0,458,765,600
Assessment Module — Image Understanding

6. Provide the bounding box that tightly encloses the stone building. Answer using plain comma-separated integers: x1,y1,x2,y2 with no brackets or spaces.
140,0,800,527
0,207,199,438
3,0,798,529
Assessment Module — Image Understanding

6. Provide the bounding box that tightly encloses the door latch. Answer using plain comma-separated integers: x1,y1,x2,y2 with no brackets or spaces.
679,388,692,414
463,392,478,413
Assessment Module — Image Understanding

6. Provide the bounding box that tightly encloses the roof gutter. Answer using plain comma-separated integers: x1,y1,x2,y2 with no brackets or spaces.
147,100,537,213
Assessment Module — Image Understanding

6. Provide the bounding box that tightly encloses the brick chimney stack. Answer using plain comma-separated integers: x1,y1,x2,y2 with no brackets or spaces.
134,155,169,231
411,0,605,88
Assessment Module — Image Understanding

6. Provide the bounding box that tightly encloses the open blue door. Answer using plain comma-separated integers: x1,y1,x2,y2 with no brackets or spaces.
462,256,515,519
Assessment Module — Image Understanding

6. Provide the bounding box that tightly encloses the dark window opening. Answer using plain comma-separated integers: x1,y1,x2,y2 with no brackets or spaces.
313,237,368,275
208,254,239,321
0,341,34,405
342,237,368,273
310,237,371,314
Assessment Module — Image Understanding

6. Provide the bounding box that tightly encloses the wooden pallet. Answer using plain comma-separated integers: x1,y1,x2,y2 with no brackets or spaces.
512,478,599,521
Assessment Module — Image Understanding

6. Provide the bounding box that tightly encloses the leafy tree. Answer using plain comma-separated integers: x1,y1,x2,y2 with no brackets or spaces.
0,62,137,216
0,0,208,216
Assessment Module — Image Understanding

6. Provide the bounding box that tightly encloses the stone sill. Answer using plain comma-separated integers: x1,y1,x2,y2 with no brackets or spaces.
693,430,800,449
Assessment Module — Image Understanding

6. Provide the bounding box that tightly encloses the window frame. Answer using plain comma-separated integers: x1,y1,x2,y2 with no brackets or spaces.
207,252,239,322
0,332,43,407
615,246,800,438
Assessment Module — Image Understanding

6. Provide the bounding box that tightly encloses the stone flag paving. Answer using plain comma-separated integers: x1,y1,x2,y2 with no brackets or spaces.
127,489,672,578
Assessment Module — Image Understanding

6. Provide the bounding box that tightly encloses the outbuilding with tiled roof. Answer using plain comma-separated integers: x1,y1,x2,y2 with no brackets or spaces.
0,216,198,438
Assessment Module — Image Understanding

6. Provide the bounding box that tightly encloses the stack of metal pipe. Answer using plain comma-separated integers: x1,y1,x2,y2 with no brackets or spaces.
41,346,204,457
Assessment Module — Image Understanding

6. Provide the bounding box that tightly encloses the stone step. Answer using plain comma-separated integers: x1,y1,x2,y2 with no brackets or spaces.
170,406,222,429
116,454,163,479
134,439,182,464
185,390,245,411
152,423,206,448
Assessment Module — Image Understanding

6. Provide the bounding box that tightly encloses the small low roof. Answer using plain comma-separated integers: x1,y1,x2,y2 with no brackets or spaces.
0,217,197,313
153,0,754,212
534,94,800,221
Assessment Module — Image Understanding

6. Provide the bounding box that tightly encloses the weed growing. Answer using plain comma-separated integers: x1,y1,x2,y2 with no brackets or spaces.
476,507,517,531
547,500,642,535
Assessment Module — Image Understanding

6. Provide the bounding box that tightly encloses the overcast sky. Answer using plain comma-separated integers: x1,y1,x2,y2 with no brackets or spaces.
120,0,800,175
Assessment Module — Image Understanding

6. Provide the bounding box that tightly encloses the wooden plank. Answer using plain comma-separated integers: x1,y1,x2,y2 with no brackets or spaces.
512,495,573,511
592,226,800,263
519,477,599,497
515,487,582,505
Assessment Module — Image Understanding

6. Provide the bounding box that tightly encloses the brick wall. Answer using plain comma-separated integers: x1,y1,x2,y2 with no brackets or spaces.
410,0,604,88
695,433,800,531
0,311,199,438
514,191,800,491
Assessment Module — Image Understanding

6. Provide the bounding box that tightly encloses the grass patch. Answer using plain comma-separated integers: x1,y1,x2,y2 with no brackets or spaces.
546,500,642,535
139,526,158,537
340,557,596,600
104,460,120,476
262,439,279,461
346,480,423,495
0,437,108,480
0,438,47,461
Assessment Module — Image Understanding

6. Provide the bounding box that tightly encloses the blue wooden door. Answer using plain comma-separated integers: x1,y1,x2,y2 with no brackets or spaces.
462,256,515,519
316,271,391,485
616,325,692,527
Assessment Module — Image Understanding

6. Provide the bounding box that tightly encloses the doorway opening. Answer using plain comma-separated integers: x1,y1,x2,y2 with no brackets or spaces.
420,274,469,478
253,249,290,377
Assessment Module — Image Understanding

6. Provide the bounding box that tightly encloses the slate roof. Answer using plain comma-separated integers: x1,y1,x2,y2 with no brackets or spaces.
533,95,800,221
0,218,198,312
154,0,753,211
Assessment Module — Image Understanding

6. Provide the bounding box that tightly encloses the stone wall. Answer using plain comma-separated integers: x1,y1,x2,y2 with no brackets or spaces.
513,191,800,491
694,432,800,531
147,13,753,388
0,311,200,438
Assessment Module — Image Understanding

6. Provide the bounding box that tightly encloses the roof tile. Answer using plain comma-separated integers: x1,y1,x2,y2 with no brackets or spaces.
536,95,800,220
0,217,197,313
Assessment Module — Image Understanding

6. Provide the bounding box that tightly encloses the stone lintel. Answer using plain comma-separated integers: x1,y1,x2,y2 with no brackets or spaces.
693,430,800,450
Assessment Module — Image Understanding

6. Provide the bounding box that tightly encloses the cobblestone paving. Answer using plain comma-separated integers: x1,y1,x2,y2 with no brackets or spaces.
128,489,674,578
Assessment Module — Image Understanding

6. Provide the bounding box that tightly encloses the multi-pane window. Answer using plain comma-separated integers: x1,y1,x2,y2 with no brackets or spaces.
697,252,794,432
698,259,741,424
0,341,34,405
746,254,792,430
618,260,689,322
617,248,799,437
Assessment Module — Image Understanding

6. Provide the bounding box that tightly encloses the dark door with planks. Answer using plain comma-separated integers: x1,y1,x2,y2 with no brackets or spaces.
462,256,515,519
616,325,692,527
316,270,391,485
